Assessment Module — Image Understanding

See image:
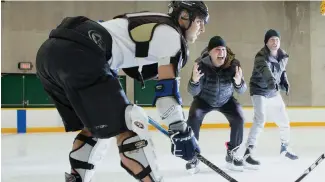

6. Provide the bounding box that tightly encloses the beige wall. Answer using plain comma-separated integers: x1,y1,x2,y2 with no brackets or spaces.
310,1,325,106
1,1,324,106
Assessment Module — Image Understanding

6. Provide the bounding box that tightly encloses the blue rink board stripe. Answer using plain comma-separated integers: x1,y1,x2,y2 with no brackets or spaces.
17,110,26,133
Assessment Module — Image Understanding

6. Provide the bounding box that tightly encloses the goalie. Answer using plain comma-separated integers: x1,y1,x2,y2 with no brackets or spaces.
35,1,209,182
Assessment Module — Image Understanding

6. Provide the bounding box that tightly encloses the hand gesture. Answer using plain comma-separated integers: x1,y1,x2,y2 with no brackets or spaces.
233,66,243,85
191,63,204,83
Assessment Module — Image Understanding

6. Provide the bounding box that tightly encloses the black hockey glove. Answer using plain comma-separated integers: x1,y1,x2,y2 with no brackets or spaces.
168,123,200,161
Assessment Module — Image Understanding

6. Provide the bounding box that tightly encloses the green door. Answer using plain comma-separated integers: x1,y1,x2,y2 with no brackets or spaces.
134,80,156,106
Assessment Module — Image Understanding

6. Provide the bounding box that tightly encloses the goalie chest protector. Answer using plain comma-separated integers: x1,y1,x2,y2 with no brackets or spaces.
113,12,189,85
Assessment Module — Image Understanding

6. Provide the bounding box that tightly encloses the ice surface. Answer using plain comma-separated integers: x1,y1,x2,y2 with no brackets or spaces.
2,127,325,182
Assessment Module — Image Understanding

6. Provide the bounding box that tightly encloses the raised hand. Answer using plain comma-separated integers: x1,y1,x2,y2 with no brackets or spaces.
233,66,243,85
191,63,204,83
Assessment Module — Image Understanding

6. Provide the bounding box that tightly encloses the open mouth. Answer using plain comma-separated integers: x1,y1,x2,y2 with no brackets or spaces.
217,56,225,60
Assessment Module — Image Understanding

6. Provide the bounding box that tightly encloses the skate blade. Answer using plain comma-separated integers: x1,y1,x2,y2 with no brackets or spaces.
186,167,200,175
226,163,244,172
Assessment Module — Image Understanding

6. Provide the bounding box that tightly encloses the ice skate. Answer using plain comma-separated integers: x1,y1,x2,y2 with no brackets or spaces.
280,143,298,160
185,157,200,174
225,142,244,171
243,145,260,170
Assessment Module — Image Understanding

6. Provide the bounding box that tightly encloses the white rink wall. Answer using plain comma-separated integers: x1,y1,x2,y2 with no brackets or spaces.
1,107,325,133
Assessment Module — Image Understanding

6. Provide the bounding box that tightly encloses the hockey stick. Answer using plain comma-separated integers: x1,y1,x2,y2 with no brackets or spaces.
294,153,325,182
148,116,239,182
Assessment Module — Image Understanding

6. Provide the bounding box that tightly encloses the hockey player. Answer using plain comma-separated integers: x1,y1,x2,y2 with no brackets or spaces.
243,29,298,169
185,36,247,173
35,1,209,182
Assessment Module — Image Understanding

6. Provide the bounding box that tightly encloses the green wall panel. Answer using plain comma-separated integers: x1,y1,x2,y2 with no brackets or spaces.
24,74,54,106
1,74,127,108
1,74,24,107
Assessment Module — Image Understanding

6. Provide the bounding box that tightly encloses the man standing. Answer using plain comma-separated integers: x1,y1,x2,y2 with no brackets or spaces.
186,36,247,173
244,29,298,169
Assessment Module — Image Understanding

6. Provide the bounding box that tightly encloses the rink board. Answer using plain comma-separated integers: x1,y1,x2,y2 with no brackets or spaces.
1,107,325,133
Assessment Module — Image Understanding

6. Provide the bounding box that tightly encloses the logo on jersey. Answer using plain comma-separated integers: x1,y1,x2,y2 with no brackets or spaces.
134,121,144,129
88,30,105,51
94,125,108,129
155,84,163,91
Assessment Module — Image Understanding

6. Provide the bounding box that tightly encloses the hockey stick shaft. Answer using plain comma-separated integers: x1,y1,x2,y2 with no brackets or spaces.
294,153,325,182
148,117,238,182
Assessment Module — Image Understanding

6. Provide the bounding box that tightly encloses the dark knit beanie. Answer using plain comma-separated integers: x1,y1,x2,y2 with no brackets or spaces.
264,29,280,44
208,36,226,51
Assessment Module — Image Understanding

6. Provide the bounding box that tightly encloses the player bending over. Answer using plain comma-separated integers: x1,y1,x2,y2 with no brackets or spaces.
35,1,209,182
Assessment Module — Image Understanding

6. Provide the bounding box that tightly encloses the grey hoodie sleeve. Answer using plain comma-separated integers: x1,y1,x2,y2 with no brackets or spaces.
255,56,276,84
233,79,247,94
187,78,202,96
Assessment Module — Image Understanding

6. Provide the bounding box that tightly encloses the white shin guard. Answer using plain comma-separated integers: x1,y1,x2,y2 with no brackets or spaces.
122,104,163,181
69,134,112,182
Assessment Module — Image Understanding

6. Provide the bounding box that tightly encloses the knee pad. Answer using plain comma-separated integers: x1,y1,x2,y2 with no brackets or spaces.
122,104,163,181
69,133,112,182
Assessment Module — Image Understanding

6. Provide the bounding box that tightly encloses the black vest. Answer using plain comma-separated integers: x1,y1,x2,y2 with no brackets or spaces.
114,12,189,88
